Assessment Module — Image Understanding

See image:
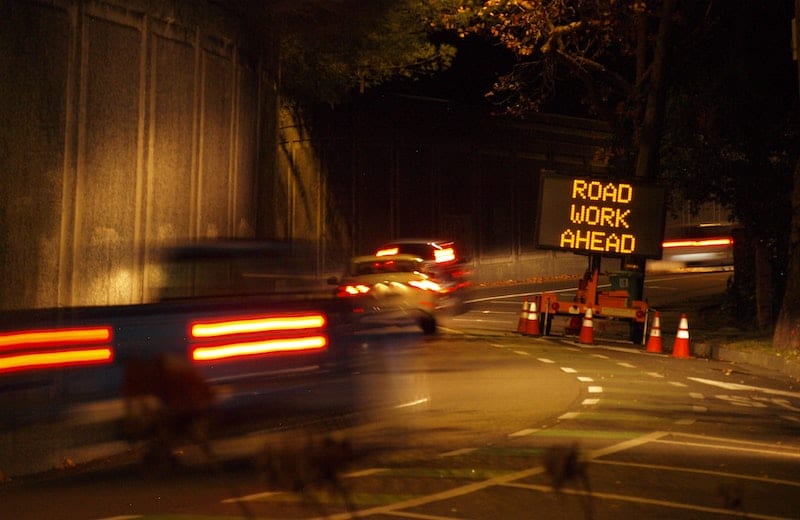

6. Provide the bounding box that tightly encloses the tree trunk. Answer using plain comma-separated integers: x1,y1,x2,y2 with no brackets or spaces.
773,0,800,351
772,156,800,350
634,0,676,179
754,241,773,330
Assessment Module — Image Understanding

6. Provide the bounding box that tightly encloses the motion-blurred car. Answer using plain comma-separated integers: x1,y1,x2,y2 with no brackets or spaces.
374,238,471,313
657,224,735,270
329,254,443,334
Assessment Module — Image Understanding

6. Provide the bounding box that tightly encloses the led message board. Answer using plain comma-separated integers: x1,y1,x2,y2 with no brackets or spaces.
535,174,666,258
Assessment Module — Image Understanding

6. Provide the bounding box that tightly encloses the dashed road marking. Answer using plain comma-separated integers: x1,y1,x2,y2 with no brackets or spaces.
617,362,636,368
559,412,580,419
588,386,603,393
509,428,539,437
689,377,800,399
440,448,478,457
646,372,664,378
513,350,530,356
669,381,688,387
582,398,600,405
537,358,555,363
560,367,577,373
577,376,594,382
395,398,429,409
689,392,704,399
222,491,282,504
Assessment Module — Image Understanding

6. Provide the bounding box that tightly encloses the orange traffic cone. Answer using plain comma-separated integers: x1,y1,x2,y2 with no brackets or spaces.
579,307,594,344
672,313,691,358
517,298,530,334
525,300,541,336
645,311,663,353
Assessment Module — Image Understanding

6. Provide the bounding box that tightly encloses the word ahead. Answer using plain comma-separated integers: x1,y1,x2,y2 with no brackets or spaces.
536,175,665,258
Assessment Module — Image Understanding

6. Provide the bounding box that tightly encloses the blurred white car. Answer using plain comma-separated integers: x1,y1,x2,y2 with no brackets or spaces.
374,238,471,314
329,254,443,334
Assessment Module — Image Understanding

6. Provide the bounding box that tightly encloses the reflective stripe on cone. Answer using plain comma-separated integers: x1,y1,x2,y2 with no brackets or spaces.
579,307,594,345
646,311,663,353
672,313,690,358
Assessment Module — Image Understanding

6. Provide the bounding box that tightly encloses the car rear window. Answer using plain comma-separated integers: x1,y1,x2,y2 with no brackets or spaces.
376,242,457,263
349,259,420,275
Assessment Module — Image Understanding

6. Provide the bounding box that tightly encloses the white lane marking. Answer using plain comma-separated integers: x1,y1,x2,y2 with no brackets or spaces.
775,398,800,412
321,432,669,520
716,394,768,408
674,418,695,425
538,358,555,363
688,377,800,399
577,376,594,382
669,381,688,387
689,392,704,399
646,372,664,378
559,412,580,419
582,398,600,405
594,459,800,487
451,317,512,325
501,482,794,520
343,468,389,477
591,354,610,359
560,367,577,373
692,405,708,412
617,362,636,368
394,398,429,409
509,428,539,437
588,386,603,393
513,350,531,356
782,415,800,423
654,439,800,459
222,491,282,504
440,448,478,457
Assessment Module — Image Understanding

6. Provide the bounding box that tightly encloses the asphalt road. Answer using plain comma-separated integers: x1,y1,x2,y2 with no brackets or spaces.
2,271,799,519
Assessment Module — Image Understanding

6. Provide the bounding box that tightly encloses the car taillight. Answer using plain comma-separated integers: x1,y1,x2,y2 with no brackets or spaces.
336,284,371,298
408,279,442,292
0,325,114,374
189,313,327,362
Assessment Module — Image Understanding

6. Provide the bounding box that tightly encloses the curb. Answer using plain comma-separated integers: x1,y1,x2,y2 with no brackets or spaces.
709,344,800,381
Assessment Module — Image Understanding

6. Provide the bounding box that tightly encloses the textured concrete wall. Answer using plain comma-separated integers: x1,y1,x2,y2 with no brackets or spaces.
0,0,271,309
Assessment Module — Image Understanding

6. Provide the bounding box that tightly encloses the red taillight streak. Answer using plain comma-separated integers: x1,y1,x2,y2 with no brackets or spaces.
0,347,114,374
191,336,327,361
0,326,112,350
190,314,326,339
662,238,733,248
0,325,114,373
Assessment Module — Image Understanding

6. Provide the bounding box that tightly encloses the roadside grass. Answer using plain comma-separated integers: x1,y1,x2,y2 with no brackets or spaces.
695,297,800,368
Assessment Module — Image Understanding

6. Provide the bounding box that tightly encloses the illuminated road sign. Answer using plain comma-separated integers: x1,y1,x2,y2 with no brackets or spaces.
536,173,666,258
